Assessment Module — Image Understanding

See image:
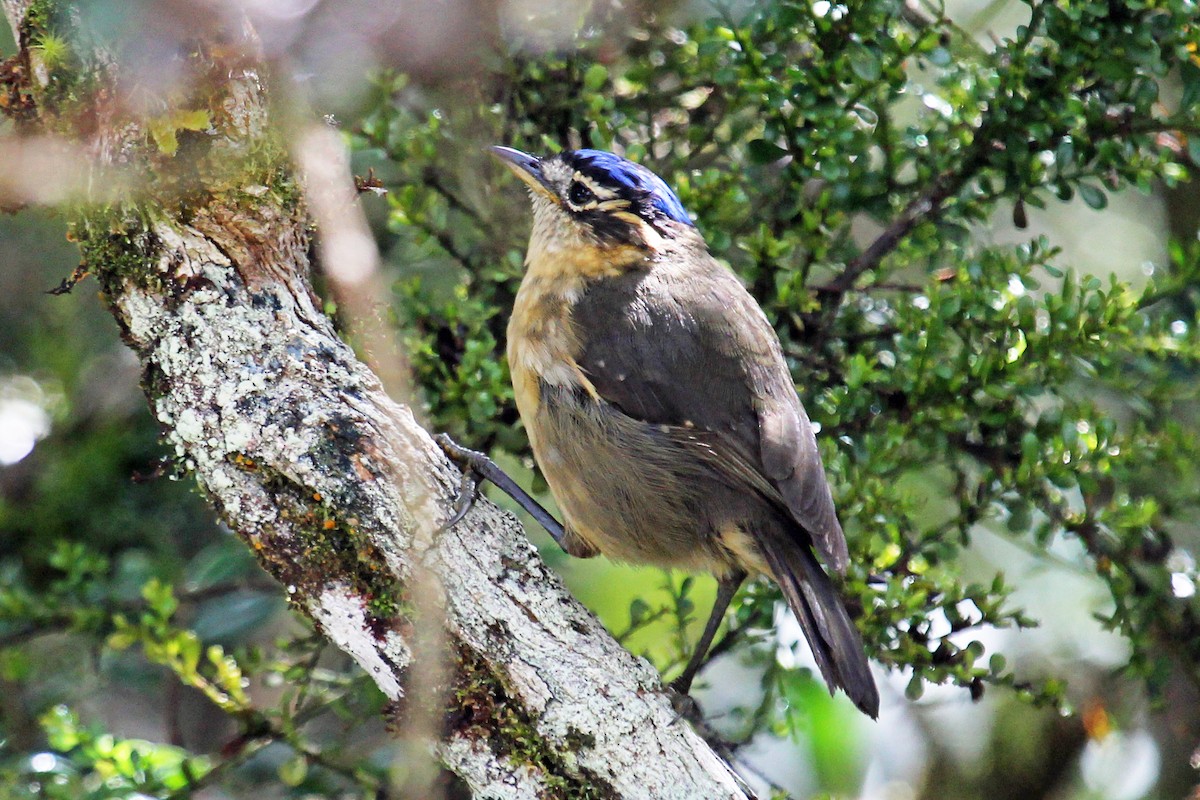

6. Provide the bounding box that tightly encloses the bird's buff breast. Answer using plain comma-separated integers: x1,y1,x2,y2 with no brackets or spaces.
506,274,740,573
527,382,750,573
505,208,650,418
507,274,595,425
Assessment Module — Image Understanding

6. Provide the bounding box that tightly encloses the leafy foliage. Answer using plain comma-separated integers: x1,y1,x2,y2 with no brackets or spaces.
0,552,388,799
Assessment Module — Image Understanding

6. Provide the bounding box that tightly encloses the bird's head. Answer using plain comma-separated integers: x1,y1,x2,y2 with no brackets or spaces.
490,146,695,266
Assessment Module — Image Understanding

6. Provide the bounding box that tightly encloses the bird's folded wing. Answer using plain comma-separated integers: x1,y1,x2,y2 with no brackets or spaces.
571,262,849,572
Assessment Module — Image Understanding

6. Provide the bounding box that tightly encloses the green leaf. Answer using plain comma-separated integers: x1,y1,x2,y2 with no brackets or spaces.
141,578,178,619
848,48,881,81
105,627,139,651
747,139,789,164
176,631,202,678
583,64,608,91
629,597,650,623
279,754,308,787
1180,60,1200,109
1077,183,1108,210
1188,136,1200,167
41,706,81,751
209,645,250,707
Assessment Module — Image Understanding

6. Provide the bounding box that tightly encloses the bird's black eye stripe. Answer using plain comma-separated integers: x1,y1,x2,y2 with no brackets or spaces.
568,181,596,207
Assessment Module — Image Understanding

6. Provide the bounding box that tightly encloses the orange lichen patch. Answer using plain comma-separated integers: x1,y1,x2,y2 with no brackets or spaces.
230,453,257,469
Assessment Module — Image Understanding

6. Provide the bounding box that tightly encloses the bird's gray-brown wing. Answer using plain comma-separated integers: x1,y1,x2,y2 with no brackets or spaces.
571,255,849,572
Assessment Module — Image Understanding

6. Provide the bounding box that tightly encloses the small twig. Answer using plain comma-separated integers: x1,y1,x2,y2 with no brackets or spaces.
289,640,328,717
423,166,493,233
408,214,482,273
614,607,671,645
131,456,172,483
167,737,271,799
353,167,387,196
0,578,278,649
46,264,90,295
838,325,902,344
823,150,986,297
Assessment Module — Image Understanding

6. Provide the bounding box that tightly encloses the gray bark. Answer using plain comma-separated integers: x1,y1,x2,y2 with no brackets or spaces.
1,0,27,33
2,3,749,797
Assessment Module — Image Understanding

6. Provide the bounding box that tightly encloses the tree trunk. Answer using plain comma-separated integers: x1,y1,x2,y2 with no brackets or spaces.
1,3,747,797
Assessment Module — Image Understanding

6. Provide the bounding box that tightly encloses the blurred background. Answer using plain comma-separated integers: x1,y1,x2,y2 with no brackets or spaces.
2,0,1199,798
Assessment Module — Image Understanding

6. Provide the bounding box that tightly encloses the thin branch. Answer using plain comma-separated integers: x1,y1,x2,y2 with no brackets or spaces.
822,149,987,296
0,579,279,649
166,738,272,800
817,0,1058,306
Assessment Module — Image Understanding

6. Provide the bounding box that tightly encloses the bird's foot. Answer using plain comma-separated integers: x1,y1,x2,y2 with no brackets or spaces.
433,433,568,548
669,673,695,697
667,683,704,725
435,434,486,531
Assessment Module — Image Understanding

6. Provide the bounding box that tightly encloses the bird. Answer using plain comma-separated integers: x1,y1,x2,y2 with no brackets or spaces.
467,144,878,717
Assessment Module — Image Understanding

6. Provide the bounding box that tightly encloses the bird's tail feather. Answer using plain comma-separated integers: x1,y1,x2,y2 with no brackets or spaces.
758,535,880,718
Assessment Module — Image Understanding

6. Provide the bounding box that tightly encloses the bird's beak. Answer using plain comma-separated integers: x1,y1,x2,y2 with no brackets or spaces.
489,146,556,200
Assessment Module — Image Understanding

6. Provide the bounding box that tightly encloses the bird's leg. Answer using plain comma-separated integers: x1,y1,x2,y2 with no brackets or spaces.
434,433,567,549
670,570,747,696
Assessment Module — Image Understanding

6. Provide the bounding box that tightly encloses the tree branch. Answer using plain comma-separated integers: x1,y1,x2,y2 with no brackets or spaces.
824,150,986,296
2,0,29,40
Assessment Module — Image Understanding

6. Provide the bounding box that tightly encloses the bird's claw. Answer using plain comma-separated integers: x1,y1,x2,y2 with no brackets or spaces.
667,685,703,726
434,432,568,548
442,467,482,531
437,433,486,531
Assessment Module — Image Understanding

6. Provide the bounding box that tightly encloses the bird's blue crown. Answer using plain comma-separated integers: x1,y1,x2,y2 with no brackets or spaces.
567,149,693,227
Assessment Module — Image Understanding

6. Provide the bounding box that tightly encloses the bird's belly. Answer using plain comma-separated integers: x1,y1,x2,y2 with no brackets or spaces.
528,385,750,575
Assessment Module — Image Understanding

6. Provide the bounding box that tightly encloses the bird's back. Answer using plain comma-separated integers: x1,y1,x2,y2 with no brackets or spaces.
572,244,848,568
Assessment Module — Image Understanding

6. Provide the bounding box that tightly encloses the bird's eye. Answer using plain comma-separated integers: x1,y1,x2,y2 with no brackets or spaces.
567,181,596,208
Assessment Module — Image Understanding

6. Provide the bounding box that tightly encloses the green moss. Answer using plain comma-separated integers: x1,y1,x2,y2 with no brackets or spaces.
30,33,70,71
449,649,617,800
17,2,304,302
563,727,597,752
222,135,304,215
18,0,298,214
19,0,101,123
21,0,68,40
237,463,408,638
73,205,163,295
